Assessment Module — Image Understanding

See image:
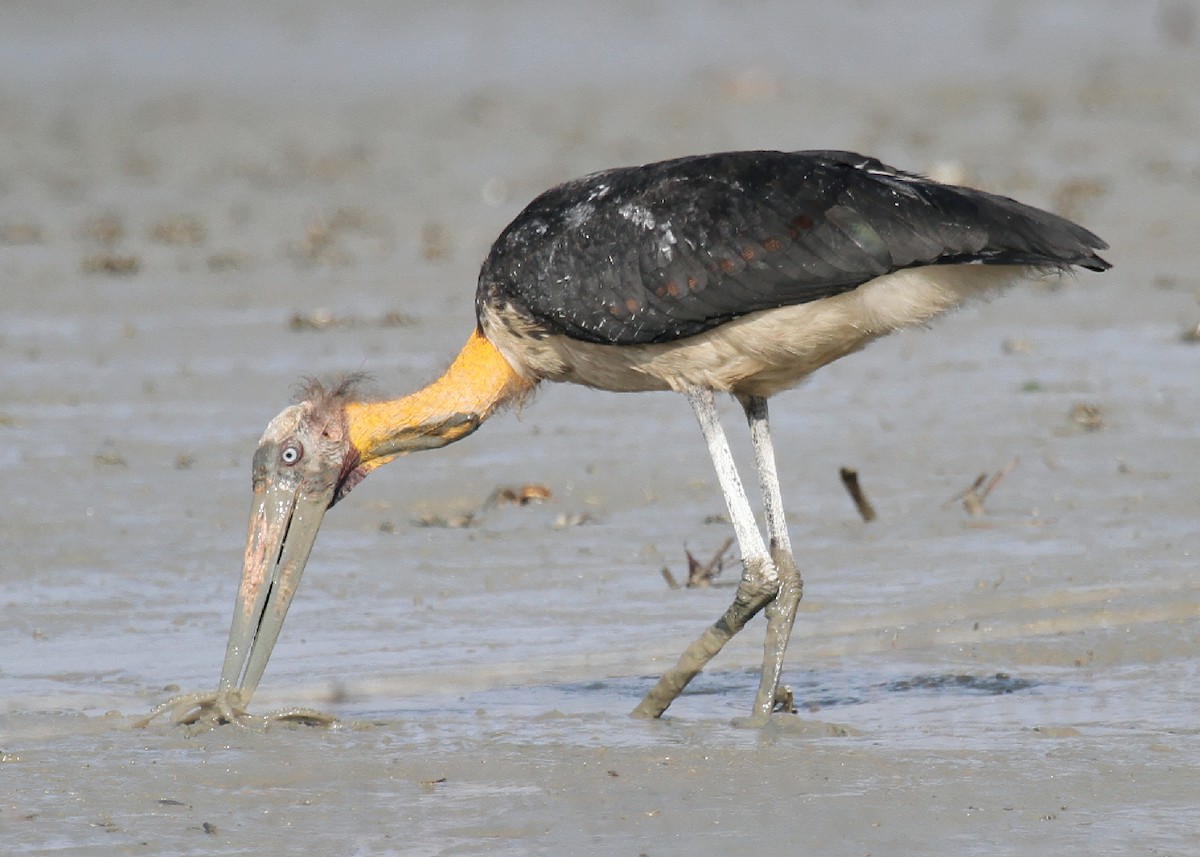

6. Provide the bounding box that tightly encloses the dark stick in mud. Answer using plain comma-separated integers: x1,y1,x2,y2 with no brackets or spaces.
839,467,876,522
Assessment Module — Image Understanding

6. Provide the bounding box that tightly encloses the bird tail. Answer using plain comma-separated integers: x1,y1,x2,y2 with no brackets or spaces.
959,187,1111,272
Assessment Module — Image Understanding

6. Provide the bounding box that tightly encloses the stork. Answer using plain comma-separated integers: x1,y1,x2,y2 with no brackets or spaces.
163,150,1110,727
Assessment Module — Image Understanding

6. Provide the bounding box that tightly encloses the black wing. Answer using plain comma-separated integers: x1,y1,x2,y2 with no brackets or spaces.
476,150,1109,346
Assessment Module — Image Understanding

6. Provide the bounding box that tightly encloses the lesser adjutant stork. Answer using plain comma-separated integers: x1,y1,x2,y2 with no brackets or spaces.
168,150,1110,726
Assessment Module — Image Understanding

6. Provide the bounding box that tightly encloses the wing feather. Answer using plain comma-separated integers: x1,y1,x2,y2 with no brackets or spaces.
477,150,1109,345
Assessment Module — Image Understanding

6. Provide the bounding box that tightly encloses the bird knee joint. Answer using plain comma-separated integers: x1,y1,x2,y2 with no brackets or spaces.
738,556,780,598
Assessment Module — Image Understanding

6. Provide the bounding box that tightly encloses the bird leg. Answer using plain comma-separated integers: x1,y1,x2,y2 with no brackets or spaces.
740,394,804,721
632,388,780,720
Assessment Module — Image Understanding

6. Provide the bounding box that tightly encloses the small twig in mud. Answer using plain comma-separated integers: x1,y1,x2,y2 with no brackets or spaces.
689,538,737,588
690,537,734,587
684,547,711,586
661,538,735,589
948,457,1020,517
838,467,876,522
419,777,448,793
957,474,989,517
979,457,1019,502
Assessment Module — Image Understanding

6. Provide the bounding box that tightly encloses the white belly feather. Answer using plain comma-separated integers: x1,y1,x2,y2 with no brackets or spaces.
482,264,1040,398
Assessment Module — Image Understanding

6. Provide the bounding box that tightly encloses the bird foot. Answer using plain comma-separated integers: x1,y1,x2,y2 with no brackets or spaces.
773,684,797,714
133,690,253,729
133,691,338,732
729,684,797,729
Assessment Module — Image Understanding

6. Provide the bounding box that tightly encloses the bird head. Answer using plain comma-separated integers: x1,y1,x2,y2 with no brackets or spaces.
211,330,529,712
216,379,374,708
211,326,530,705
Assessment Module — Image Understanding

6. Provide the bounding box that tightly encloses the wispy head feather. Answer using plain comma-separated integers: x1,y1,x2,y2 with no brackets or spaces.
293,373,374,408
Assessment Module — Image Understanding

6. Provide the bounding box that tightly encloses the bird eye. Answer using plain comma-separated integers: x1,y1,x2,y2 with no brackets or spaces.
280,442,303,466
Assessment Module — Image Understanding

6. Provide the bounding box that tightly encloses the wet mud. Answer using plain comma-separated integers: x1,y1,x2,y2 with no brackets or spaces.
3,2,1199,854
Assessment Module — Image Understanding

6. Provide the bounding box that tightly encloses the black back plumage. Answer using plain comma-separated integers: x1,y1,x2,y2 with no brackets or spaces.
476,150,1109,346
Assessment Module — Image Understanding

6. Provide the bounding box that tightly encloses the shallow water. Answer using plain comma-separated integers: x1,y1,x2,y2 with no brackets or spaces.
3,2,1200,854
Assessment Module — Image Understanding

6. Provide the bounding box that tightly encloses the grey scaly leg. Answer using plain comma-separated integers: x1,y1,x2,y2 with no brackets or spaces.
740,394,804,719
632,388,780,719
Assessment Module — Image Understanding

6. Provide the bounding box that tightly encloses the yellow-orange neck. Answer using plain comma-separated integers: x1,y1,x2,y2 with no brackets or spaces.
346,329,533,469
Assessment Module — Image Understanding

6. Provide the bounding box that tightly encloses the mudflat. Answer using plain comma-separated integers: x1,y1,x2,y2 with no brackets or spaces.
2,3,1197,854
